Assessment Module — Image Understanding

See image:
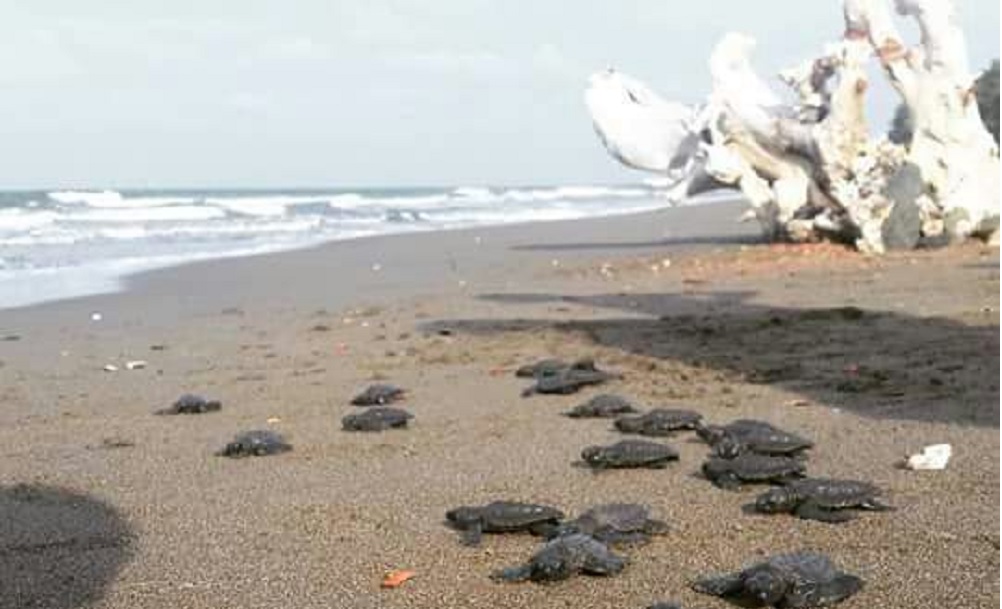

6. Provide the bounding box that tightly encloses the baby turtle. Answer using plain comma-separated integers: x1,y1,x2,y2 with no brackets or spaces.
522,360,620,396
754,478,893,523
350,383,406,406
697,419,813,458
614,408,703,436
156,393,221,415
563,394,638,418
515,358,576,378
703,453,806,490
581,440,679,469
341,407,413,432
445,501,565,546
692,551,863,607
491,533,626,583
218,430,292,458
548,503,669,546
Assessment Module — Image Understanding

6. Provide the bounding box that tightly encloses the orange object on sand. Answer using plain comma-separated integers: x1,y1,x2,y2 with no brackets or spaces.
381,569,416,588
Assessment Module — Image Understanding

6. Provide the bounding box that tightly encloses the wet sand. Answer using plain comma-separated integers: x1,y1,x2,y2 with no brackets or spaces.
1,201,998,608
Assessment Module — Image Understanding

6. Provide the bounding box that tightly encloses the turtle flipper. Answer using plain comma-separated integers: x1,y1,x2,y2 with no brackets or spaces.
712,473,743,491
460,523,484,546
795,501,856,523
860,498,895,511
583,551,627,576
691,572,744,597
528,521,560,538
804,573,864,606
490,564,532,583
597,530,651,547
642,518,671,536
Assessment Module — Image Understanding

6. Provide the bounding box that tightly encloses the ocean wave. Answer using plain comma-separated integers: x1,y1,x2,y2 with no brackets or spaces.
59,206,227,223
0,208,59,232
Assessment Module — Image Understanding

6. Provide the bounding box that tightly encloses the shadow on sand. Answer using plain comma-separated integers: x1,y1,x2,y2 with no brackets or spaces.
0,484,134,608
425,290,999,428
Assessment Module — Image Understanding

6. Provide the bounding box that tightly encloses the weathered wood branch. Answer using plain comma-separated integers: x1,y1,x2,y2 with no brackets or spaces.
585,0,1000,252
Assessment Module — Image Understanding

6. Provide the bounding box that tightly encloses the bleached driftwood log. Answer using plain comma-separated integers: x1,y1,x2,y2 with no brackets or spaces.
585,0,1000,252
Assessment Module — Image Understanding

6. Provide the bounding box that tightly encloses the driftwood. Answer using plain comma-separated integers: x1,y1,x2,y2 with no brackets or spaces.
585,0,999,252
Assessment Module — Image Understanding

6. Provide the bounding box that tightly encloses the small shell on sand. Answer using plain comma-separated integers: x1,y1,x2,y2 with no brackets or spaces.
905,443,952,470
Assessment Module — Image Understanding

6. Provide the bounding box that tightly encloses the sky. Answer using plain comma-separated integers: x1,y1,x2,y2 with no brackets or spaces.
1,1,998,189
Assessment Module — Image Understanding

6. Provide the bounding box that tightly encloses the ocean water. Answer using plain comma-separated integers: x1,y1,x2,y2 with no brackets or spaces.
0,184,701,309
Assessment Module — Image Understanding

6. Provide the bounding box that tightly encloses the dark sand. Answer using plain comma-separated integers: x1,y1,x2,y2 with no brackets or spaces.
1,201,998,608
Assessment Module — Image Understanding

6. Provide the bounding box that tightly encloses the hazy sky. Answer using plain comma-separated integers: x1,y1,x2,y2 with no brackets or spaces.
1,1,998,189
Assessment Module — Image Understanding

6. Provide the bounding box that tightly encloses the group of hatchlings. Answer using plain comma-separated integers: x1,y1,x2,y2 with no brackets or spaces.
159,356,893,608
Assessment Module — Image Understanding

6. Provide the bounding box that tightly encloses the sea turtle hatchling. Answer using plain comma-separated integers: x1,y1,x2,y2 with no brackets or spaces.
491,533,626,583
614,409,703,436
547,503,669,546
156,393,221,415
218,430,292,458
563,394,638,418
697,419,813,458
581,440,679,469
754,478,893,523
703,453,806,490
515,358,575,378
522,360,620,396
445,501,565,546
692,551,863,607
341,407,413,432
350,383,406,406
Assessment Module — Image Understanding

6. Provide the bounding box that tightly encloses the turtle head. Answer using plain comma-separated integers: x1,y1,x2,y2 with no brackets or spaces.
744,566,788,606
754,487,797,513
530,552,572,582
695,423,727,444
445,506,482,527
580,446,604,465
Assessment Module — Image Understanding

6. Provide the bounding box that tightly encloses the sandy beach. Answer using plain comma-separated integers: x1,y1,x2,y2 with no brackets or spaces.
1,201,998,609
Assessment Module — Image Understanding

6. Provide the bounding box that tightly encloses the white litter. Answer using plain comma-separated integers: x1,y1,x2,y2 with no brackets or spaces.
102,364,119,372
90,312,103,322
125,360,148,370
905,443,952,470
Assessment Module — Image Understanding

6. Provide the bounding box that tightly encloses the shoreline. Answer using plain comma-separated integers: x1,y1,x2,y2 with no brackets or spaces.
0,199,753,323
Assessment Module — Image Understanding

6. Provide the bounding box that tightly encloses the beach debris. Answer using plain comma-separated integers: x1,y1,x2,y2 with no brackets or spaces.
445,501,565,546
1,334,20,342
904,443,952,470
692,551,863,607
150,344,168,351
371,263,382,272
125,360,147,370
696,419,813,458
753,478,893,523
266,417,282,424
491,533,626,583
585,3,999,253
614,409,703,436
563,394,638,418
341,407,413,432
350,383,406,406
218,430,292,458
545,503,669,547
702,453,806,490
102,364,119,372
580,440,679,470
381,569,416,588
90,312,103,322
156,394,222,415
